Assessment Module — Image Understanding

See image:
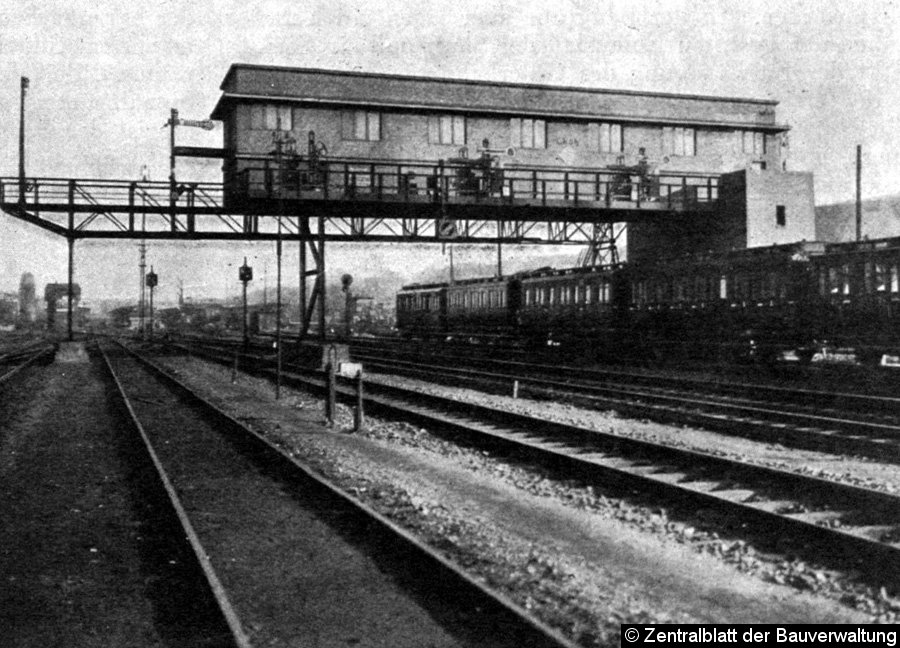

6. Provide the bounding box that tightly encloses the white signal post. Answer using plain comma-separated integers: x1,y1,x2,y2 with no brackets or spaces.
166,109,217,230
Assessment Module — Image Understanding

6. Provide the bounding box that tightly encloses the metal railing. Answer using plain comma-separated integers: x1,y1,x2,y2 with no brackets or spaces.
230,156,719,210
0,158,719,216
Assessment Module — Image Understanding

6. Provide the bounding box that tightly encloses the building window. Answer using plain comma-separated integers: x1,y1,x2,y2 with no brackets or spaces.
250,104,292,131
511,117,546,149
741,130,766,155
430,115,466,145
598,123,623,153
342,110,381,141
662,126,695,156
776,205,786,227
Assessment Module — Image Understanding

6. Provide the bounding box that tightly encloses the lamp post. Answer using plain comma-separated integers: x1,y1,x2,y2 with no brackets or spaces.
239,257,253,348
145,267,158,340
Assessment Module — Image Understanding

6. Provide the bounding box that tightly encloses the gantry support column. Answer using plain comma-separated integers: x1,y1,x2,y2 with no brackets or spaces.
318,213,326,340
67,180,75,341
299,216,307,339
67,235,74,341
296,214,327,342
578,222,624,267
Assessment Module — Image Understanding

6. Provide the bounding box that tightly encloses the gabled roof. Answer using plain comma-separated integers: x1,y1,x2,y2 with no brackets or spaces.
211,64,786,131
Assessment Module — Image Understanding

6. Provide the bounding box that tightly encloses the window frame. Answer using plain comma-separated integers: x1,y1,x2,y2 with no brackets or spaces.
598,122,623,153
342,110,382,141
431,114,466,145
511,117,547,149
662,126,696,157
250,104,293,132
741,130,766,156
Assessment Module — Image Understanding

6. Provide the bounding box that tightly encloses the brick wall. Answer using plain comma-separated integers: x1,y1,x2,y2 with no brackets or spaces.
226,103,781,175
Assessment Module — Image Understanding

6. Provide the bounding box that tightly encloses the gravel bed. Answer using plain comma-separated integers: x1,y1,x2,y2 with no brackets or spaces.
355,374,900,621
156,353,897,643
368,371,900,496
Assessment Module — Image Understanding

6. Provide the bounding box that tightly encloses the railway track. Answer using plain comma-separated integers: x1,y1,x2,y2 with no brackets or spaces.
175,338,900,592
100,340,575,648
344,348,900,463
0,341,55,385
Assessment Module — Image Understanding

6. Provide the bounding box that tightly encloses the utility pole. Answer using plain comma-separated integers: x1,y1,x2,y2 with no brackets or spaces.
168,108,177,232
138,242,147,337
18,77,29,209
856,145,862,242
139,165,149,338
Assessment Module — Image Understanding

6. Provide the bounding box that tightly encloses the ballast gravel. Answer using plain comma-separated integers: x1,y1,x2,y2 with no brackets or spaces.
155,352,897,645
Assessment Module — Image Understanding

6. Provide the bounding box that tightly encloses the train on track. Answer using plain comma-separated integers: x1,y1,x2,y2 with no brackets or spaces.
396,236,900,365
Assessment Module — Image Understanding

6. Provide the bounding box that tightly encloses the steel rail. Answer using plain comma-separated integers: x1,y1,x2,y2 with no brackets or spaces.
344,338,900,413
181,340,900,589
349,353,900,462
99,344,253,648
115,340,579,648
0,346,55,385
179,335,900,458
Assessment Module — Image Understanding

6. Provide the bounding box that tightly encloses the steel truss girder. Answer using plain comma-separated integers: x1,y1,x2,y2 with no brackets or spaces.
0,175,716,244
0,208,645,245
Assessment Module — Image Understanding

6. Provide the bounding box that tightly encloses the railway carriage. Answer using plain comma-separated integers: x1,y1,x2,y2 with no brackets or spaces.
395,283,446,339
445,276,520,340
811,237,900,360
628,241,825,361
396,235,900,365
517,265,626,348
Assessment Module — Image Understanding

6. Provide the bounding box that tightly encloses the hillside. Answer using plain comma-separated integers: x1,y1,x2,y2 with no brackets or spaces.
815,194,900,242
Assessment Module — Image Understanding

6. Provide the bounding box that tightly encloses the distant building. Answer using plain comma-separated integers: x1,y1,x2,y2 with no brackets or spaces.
43,283,82,332
211,64,816,261
18,272,37,326
0,292,19,330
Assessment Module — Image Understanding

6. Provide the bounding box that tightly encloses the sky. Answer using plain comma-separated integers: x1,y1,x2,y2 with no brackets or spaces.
1,0,898,305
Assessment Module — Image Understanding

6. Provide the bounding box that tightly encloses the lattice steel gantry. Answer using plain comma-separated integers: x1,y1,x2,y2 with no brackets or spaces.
0,161,720,340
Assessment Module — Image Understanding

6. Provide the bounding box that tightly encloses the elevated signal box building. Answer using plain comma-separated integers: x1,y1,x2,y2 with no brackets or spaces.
210,64,815,261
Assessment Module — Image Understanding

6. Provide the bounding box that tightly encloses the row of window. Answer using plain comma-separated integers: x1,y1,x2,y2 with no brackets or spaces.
524,282,612,306
248,103,769,158
633,261,900,308
402,261,900,315
396,293,440,312
448,289,506,309
819,262,900,296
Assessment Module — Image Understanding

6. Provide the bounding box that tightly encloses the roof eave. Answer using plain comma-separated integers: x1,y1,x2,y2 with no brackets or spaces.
221,63,779,107
210,92,789,131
